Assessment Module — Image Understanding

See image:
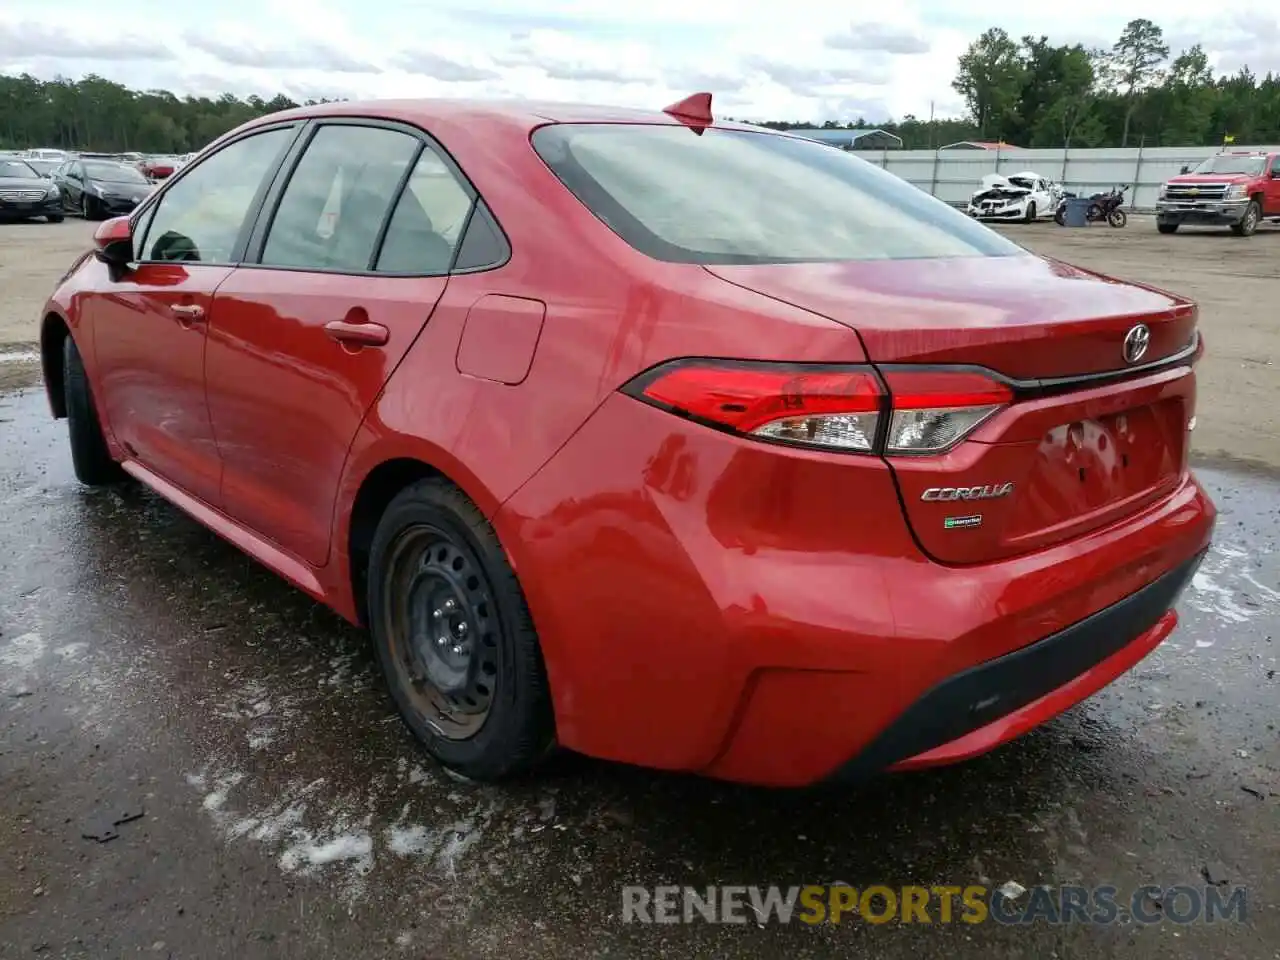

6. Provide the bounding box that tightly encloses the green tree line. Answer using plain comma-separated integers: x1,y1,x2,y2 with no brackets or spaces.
0,74,323,153
761,19,1280,149
2,20,1277,154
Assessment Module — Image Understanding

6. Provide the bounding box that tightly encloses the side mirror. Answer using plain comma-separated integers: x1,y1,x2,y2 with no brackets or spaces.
1179,165,1190,174
93,216,133,267
1271,168,1280,179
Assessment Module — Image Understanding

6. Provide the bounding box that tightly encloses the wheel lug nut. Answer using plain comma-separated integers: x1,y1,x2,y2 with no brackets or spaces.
433,608,443,618
443,599,456,611
456,622,468,634
436,635,449,646
451,644,464,655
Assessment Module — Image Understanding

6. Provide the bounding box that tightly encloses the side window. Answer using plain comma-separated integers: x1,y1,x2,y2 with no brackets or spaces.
260,125,420,272
140,128,292,264
131,204,157,262
375,148,474,274
451,199,509,272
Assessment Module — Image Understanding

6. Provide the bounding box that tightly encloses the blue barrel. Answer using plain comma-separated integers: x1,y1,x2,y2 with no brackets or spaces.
1062,197,1092,227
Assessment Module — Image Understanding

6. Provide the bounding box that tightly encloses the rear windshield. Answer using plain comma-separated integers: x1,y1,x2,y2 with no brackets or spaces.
531,124,1023,265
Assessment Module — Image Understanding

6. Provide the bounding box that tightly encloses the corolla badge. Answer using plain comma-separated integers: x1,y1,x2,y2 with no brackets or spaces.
921,483,1015,502
1123,323,1151,364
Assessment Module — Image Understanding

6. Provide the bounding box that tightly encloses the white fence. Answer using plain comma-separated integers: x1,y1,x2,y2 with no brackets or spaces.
850,144,1280,211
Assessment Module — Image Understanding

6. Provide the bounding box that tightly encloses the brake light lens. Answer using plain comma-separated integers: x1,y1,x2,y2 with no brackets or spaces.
881,370,1013,454
623,361,1013,456
626,361,883,452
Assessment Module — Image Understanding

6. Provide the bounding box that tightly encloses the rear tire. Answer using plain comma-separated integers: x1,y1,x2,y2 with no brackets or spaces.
367,477,555,781
1157,222,1179,234
63,335,125,486
1231,200,1260,236
47,213,64,224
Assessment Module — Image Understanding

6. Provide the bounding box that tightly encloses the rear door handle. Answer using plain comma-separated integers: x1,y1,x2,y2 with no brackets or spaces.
170,304,205,323
324,319,389,347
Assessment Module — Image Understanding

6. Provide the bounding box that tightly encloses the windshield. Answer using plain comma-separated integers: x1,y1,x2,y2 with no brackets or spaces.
84,161,149,184
26,159,56,176
1192,155,1266,176
0,159,39,178
532,124,1023,264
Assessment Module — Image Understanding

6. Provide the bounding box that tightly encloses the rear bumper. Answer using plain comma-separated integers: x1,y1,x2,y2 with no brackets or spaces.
499,393,1217,786
1156,199,1248,225
831,550,1202,780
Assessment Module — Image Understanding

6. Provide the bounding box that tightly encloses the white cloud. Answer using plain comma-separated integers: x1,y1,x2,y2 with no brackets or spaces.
0,1,1276,122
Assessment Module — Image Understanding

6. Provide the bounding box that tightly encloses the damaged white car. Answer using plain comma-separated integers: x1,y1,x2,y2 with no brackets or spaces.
966,172,1061,222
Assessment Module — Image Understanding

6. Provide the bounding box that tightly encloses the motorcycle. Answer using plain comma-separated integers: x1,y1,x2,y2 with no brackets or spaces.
1054,184,1129,227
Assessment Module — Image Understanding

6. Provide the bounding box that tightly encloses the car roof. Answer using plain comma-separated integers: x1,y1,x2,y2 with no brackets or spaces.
245,97,773,136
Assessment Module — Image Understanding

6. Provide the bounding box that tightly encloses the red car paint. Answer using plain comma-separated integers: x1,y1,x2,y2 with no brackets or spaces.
41,99,1214,786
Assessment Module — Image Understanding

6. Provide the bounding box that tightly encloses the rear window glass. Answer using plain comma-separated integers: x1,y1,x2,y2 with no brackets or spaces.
531,124,1023,265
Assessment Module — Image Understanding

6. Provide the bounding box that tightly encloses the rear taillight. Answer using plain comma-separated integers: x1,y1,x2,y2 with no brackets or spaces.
880,370,1013,455
624,361,882,452
623,360,1013,456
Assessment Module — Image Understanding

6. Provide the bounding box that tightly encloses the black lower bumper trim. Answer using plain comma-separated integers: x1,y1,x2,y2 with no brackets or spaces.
830,550,1205,781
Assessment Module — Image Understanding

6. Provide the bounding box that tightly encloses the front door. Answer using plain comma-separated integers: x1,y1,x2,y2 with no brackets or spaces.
205,121,476,565
90,125,299,506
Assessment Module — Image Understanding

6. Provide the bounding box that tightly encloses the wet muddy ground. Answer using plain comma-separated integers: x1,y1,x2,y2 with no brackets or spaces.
1,386,1277,958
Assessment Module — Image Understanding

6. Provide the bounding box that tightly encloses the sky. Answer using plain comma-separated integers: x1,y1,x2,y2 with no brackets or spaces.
1,1,1277,123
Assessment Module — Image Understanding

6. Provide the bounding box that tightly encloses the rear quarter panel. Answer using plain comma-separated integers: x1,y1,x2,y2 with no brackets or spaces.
329,112,867,617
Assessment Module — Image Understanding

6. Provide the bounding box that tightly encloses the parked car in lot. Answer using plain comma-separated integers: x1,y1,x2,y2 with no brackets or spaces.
51,158,153,219
1156,151,1280,236
966,171,1060,222
38,96,1215,787
138,154,183,181
0,157,63,222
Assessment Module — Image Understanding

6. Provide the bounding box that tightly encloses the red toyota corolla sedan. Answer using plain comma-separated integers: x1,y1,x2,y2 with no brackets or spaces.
39,95,1215,786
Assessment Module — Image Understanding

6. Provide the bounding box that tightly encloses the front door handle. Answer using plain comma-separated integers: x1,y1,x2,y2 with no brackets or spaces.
324,319,389,347
170,304,205,323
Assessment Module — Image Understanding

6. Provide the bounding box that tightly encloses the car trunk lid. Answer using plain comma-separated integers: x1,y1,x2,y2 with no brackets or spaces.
706,254,1198,564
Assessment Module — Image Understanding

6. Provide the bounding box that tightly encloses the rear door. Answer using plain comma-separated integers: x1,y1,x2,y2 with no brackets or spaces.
204,120,477,565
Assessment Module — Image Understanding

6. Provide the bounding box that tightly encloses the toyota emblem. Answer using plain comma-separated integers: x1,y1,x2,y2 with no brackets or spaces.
1123,323,1151,364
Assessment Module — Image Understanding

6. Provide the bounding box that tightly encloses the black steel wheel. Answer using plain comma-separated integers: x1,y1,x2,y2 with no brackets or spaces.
368,477,554,780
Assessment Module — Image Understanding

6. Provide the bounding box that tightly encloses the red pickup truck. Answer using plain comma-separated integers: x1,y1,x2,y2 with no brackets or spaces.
1155,150,1280,236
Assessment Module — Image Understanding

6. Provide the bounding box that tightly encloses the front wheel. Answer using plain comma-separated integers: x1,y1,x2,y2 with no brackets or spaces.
1023,201,1037,224
46,213,64,224
367,478,555,781
81,194,97,221
1231,200,1261,236
1054,206,1066,226
1157,222,1179,235
63,335,125,486
1108,209,1127,228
